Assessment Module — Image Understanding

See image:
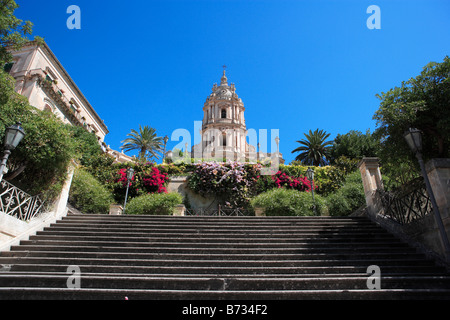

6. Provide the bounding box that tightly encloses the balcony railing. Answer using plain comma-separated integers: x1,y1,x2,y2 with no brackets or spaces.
36,74,84,127
0,179,45,222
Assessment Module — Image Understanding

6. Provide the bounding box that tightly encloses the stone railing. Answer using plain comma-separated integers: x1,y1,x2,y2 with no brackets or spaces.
0,179,45,222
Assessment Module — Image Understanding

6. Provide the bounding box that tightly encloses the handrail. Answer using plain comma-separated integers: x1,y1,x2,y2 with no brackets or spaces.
0,179,45,221
377,177,432,225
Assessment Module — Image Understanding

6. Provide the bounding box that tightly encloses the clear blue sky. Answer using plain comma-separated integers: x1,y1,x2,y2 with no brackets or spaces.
15,0,450,164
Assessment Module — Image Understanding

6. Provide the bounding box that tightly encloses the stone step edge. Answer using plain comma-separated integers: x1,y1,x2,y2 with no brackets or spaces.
2,251,426,260
1,287,449,300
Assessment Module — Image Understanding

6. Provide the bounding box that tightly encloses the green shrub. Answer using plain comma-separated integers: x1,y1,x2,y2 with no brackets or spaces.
69,168,114,214
326,171,365,216
250,188,326,216
126,192,183,215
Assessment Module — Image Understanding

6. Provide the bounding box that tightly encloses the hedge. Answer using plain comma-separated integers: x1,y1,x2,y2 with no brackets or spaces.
250,188,326,216
326,171,365,216
125,192,183,215
69,168,114,214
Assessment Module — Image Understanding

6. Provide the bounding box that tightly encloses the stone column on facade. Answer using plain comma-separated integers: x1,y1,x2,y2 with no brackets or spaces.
358,157,385,218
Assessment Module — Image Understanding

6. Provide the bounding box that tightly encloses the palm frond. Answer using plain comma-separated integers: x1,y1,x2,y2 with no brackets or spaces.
120,125,163,161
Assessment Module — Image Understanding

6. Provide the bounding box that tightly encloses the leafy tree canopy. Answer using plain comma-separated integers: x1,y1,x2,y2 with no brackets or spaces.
330,129,380,162
0,70,77,197
373,56,450,162
0,0,43,65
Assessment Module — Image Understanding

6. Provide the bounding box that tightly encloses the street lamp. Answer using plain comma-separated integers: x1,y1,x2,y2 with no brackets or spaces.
163,135,169,163
404,128,423,155
0,122,26,182
404,128,450,260
122,167,134,215
306,167,317,216
274,136,280,154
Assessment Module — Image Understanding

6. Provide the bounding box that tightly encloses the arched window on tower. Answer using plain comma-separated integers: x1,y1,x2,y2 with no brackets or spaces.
221,109,227,119
222,133,227,147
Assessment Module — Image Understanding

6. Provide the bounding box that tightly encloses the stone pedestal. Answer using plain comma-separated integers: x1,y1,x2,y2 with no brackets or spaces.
254,207,265,217
109,205,123,215
426,159,450,221
173,204,186,216
425,159,450,249
358,157,385,217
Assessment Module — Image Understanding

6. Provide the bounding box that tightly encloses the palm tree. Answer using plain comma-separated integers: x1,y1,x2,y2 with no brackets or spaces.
121,125,163,161
291,129,333,166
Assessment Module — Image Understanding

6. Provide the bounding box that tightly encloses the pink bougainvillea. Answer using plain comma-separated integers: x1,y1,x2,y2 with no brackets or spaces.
142,167,169,194
115,166,169,194
271,171,316,192
116,168,135,187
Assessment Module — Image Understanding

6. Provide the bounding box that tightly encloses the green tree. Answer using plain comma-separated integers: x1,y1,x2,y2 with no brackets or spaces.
373,56,450,162
330,129,380,162
121,125,163,162
0,0,43,65
0,70,77,197
291,129,333,166
66,125,103,167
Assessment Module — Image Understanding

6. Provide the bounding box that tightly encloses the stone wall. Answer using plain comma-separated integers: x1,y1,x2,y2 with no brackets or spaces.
358,157,450,263
167,176,218,211
0,162,75,252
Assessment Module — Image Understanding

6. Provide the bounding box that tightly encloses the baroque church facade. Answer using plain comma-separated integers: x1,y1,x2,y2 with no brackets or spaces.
191,70,283,163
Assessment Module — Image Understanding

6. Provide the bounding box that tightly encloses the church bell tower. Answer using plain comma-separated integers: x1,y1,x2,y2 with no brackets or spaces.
191,68,256,161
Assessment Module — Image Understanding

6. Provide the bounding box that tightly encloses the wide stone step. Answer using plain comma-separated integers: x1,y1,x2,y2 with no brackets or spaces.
0,256,436,268
53,220,376,228
33,231,397,241
4,263,444,275
2,214,448,300
1,250,428,261
0,274,449,291
61,215,371,222
41,227,386,237
10,244,418,255
1,287,449,300
5,270,442,278
27,234,402,244
20,239,412,249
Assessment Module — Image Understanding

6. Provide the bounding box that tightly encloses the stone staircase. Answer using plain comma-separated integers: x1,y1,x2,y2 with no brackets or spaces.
0,214,449,300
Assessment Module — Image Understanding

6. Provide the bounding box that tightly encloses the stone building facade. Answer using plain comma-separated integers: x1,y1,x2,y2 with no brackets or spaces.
8,41,108,142
7,41,133,163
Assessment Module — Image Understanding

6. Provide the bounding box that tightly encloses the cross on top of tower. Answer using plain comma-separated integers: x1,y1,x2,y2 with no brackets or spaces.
221,65,228,85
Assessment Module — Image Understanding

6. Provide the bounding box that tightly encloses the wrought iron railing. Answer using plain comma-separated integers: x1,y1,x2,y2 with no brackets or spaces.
185,207,252,216
0,179,45,221
378,177,433,225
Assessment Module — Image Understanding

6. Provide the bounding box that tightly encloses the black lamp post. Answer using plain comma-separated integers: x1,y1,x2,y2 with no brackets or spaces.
122,167,134,215
404,128,450,260
0,122,26,182
306,167,317,216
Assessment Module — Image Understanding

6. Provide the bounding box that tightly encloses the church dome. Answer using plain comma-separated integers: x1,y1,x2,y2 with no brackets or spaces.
216,87,232,99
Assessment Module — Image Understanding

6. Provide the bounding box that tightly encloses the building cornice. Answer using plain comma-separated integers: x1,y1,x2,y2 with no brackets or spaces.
20,41,109,135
